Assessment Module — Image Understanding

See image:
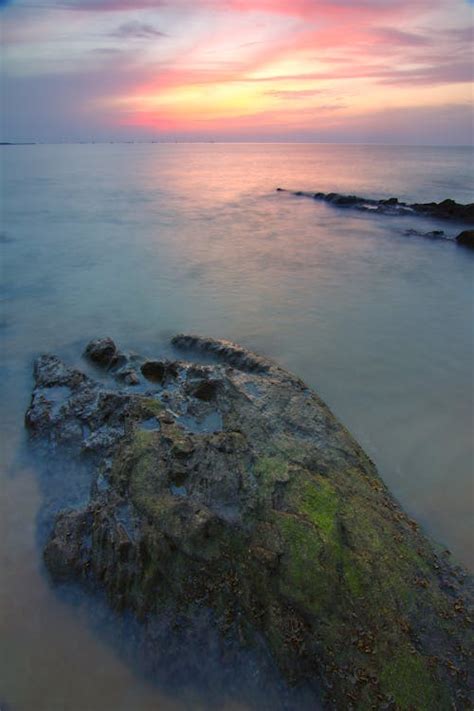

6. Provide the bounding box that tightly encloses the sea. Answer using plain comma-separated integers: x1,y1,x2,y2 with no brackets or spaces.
1,143,473,710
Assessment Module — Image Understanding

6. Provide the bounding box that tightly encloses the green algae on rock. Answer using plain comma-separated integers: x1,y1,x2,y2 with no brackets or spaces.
26,335,473,709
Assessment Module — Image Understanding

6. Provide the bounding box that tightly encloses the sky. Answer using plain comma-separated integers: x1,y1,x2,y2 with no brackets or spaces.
1,0,473,143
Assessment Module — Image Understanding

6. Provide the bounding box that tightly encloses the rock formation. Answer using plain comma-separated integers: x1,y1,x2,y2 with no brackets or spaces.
276,188,474,225
25,335,473,709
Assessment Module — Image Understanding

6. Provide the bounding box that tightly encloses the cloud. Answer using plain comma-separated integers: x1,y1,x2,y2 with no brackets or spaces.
116,100,471,147
110,22,167,39
326,102,473,146
265,88,327,100
91,47,123,53
377,60,473,86
440,26,473,43
10,0,167,10
242,57,473,86
207,0,438,18
2,0,472,144
372,27,430,46
6,0,436,14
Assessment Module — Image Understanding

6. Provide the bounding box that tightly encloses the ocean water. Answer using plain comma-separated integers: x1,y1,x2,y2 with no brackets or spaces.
1,143,473,710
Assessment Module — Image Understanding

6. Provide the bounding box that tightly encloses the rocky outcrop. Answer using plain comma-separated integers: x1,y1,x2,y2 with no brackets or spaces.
83,336,141,385
171,333,273,373
26,336,473,709
411,200,474,223
276,188,474,225
456,230,474,249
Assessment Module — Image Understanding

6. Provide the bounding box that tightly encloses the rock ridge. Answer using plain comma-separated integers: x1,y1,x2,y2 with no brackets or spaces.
276,188,474,229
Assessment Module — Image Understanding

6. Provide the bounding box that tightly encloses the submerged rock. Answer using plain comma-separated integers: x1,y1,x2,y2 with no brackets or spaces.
26,336,473,709
404,229,446,240
277,188,474,225
84,337,118,367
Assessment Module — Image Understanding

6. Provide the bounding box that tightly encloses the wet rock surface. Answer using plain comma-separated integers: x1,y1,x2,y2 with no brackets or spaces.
276,188,474,226
26,336,473,710
141,359,178,384
84,336,119,367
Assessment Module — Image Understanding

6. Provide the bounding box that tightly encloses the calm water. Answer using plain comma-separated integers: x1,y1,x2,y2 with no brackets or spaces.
1,143,473,710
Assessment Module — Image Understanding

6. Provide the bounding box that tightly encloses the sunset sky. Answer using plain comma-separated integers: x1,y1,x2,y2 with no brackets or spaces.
1,0,473,143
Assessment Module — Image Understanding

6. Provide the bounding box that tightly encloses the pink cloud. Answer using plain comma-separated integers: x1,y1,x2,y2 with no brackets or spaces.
2,0,472,143
16,0,438,15
213,0,436,16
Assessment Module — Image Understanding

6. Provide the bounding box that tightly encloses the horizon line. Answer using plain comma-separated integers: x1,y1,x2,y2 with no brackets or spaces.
2,140,474,148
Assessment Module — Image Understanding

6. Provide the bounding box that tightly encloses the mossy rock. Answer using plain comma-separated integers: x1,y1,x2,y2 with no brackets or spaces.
29,336,473,709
